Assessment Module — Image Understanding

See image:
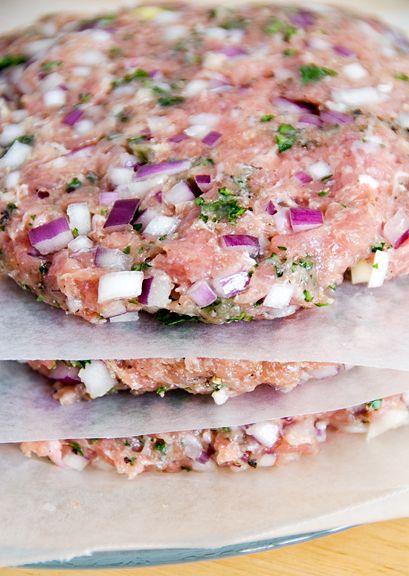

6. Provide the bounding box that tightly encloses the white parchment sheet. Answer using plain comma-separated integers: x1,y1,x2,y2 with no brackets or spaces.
1,275,409,368
1,362,409,442
1,426,409,566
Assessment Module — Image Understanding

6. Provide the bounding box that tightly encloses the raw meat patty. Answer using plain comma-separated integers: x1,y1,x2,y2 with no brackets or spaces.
21,393,409,478
28,358,341,404
1,4,409,324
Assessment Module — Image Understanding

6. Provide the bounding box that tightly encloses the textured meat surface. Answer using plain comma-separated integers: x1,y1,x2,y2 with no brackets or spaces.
28,359,341,403
1,4,409,324
20,394,409,477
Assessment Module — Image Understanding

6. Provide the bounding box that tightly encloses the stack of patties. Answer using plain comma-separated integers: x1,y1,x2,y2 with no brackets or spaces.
1,1,409,483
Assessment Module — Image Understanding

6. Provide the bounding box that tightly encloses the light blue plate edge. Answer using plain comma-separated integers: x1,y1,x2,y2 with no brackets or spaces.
22,526,351,569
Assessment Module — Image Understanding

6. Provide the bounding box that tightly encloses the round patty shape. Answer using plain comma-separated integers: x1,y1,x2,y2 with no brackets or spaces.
1,4,409,324
20,394,409,478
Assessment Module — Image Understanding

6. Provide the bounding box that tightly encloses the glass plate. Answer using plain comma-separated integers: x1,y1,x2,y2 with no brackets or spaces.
24,526,349,569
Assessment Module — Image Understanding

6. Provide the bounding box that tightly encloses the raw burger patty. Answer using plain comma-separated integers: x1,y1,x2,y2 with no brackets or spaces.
28,359,341,404
2,4,409,324
21,393,409,478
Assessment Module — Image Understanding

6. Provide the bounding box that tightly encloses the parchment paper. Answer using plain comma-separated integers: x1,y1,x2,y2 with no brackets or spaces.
1,362,409,442
1,425,409,566
1,275,409,368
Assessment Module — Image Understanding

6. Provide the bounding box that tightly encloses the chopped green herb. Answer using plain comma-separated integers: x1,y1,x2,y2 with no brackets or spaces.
66,177,82,193
158,235,167,241
227,312,253,322
100,208,108,216
321,174,333,182
111,68,149,88
156,92,185,107
123,439,131,447
303,289,313,302
267,253,285,277
153,439,167,453
195,187,245,223
133,223,142,232
395,72,409,81
0,203,17,231
69,442,84,456
69,360,91,369
109,46,123,58
248,459,258,468
300,64,337,85
78,92,91,104
318,189,330,197
315,302,329,307
123,456,136,465
220,15,249,30
122,245,131,255
283,48,298,57
0,54,28,71
265,19,297,41
260,114,274,122
17,134,34,145
372,263,379,269
156,386,168,398
156,310,199,325
193,157,215,167
132,261,151,271
41,60,63,73
276,123,297,153
371,242,385,252
127,135,148,147
366,399,382,411
116,111,130,123
292,257,314,271
72,227,79,238
221,427,231,433
328,283,337,291
39,262,49,276
85,171,98,185
277,245,287,251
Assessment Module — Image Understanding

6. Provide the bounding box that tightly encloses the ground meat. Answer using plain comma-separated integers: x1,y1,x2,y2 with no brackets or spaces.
1,4,409,324
28,359,342,404
20,393,409,478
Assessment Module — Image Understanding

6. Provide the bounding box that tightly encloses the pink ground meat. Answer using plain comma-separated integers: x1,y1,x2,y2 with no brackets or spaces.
1,4,409,324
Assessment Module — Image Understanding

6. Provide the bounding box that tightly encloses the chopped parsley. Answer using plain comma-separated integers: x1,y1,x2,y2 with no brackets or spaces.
85,171,98,185
221,427,231,433
371,242,386,252
69,442,84,456
156,310,199,325
111,68,149,88
72,227,79,238
328,283,337,291
283,48,298,57
122,245,131,255
220,15,249,30
318,189,330,197
17,134,34,145
193,157,215,167
303,289,314,302
66,177,82,193
41,60,63,73
278,246,287,251
260,113,274,122
265,19,298,41
248,459,258,468
292,257,314,271
39,262,49,276
0,54,28,71
109,46,123,58
195,187,246,223
79,92,91,104
132,223,142,232
0,203,17,231
69,360,91,369
156,386,168,398
226,311,253,323
157,93,185,107
395,72,409,81
366,399,382,411
132,261,151,271
300,64,337,85
267,253,285,277
123,456,136,465
276,123,297,153
153,439,167,453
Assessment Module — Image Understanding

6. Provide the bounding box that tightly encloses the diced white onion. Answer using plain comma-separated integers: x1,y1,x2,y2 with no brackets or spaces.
165,181,194,204
258,454,277,467
183,79,208,97
358,175,379,189
367,408,409,440
67,296,83,313
184,124,210,138
110,311,140,323
67,202,91,235
398,112,409,129
182,435,203,460
164,25,188,41
211,388,229,405
145,272,174,307
75,49,106,66
62,452,89,471
72,66,92,77
189,113,220,127
98,271,144,303
79,360,117,399
118,176,166,199
309,37,330,50
41,72,65,92
284,420,315,446
147,116,173,133
247,422,279,448
143,215,179,236
368,250,389,288
74,119,94,135
89,29,112,42
68,235,93,253
0,123,24,146
332,87,386,107
342,63,368,80
263,283,293,309
0,141,31,169
109,167,134,186
26,38,54,56
191,458,217,472
43,89,66,108
351,260,372,284
307,160,332,180
5,170,20,189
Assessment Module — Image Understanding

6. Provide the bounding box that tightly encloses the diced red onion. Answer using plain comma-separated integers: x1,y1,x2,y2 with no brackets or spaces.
187,280,217,308
165,181,195,204
394,229,409,249
103,199,140,230
320,110,354,125
98,270,144,303
266,200,277,215
333,44,355,57
297,113,321,127
155,190,162,203
48,364,81,383
62,108,84,126
272,97,304,112
99,191,119,205
221,234,260,257
28,217,73,255
197,450,210,464
295,171,313,184
289,208,324,231
219,46,247,57
290,10,315,27
213,271,250,298
208,78,232,92
139,272,173,307
189,174,211,195
94,246,132,270
168,132,189,143
202,131,221,147
135,159,191,180
384,208,409,248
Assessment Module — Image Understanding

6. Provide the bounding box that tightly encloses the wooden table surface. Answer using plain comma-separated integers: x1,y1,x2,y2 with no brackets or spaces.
3,518,409,575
